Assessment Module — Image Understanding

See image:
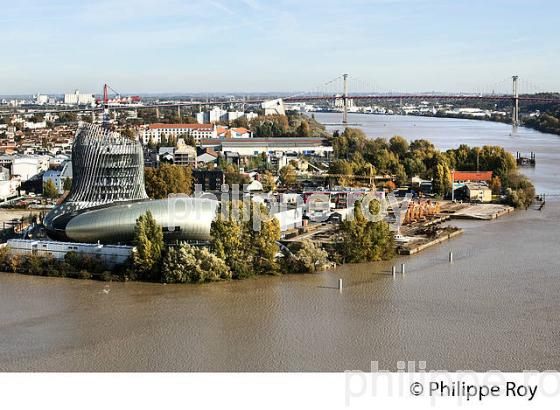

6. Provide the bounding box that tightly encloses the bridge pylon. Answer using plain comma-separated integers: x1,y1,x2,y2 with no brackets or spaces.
512,75,519,126
342,73,349,125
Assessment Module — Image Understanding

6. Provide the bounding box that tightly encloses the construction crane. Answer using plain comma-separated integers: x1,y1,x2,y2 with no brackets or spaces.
102,83,111,127
100,83,141,127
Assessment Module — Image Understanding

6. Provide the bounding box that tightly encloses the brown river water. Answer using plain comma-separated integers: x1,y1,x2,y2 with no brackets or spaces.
1,115,559,372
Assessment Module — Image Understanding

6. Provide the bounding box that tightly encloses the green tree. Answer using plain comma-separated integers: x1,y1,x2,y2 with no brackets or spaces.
185,134,196,147
354,162,376,188
279,164,297,188
296,120,311,137
329,159,354,187
211,201,253,279
249,203,281,275
43,179,59,199
432,155,452,196
158,163,192,194
144,164,192,199
490,176,502,194
211,201,281,278
284,240,330,273
231,116,249,129
250,114,290,138
224,164,250,186
63,177,72,191
338,200,395,263
161,244,231,284
132,210,164,281
389,136,409,158
260,171,276,192
0,245,10,270
505,172,535,208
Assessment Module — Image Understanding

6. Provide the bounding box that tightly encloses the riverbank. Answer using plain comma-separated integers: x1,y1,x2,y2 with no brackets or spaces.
0,200,515,284
524,113,560,136
1,200,558,372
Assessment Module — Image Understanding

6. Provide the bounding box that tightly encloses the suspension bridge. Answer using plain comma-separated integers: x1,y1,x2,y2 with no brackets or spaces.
1,74,559,126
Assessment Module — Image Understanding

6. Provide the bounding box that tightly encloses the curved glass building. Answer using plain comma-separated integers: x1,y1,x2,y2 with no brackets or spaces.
44,123,216,243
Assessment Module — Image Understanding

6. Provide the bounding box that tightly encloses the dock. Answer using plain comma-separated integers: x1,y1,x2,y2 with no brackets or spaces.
516,152,536,167
397,227,463,255
448,203,514,220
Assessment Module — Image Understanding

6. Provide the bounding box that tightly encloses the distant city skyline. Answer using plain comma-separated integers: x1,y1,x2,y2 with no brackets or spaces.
2,0,559,94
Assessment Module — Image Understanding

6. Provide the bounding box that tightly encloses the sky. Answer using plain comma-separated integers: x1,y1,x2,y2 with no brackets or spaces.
1,0,559,95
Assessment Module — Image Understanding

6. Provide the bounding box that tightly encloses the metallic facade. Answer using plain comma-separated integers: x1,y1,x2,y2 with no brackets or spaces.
65,197,217,244
45,123,216,243
66,123,148,209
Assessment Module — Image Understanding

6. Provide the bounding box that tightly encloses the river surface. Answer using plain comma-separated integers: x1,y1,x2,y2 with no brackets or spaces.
1,115,560,372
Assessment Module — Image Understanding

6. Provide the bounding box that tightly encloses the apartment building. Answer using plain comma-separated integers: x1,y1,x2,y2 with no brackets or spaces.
141,123,217,145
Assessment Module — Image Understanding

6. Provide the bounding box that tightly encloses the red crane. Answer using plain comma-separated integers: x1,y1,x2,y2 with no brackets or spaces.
97,83,140,105
103,83,109,107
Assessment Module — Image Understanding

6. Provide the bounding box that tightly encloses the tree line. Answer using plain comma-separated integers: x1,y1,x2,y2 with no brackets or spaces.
130,204,333,284
249,113,327,138
329,128,534,207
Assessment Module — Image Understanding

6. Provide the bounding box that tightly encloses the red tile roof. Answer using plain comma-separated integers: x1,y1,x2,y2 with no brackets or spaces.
453,171,493,182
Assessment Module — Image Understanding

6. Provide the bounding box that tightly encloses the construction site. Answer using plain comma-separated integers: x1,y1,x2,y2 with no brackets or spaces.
280,199,515,257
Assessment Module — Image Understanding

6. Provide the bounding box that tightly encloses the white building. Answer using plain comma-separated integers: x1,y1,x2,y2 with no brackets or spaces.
196,107,227,124
24,121,47,130
141,123,217,145
225,111,245,122
11,157,40,181
64,90,95,105
49,154,71,167
228,127,252,138
217,127,252,139
6,239,133,267
262,99,285,116
173,139,197,166
272,207,303,232
196,108,257,124
11,156,50,182
0,179,19,201
245,112,258,121
218,138,333,157
444,108,490,118
35,94,49,105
